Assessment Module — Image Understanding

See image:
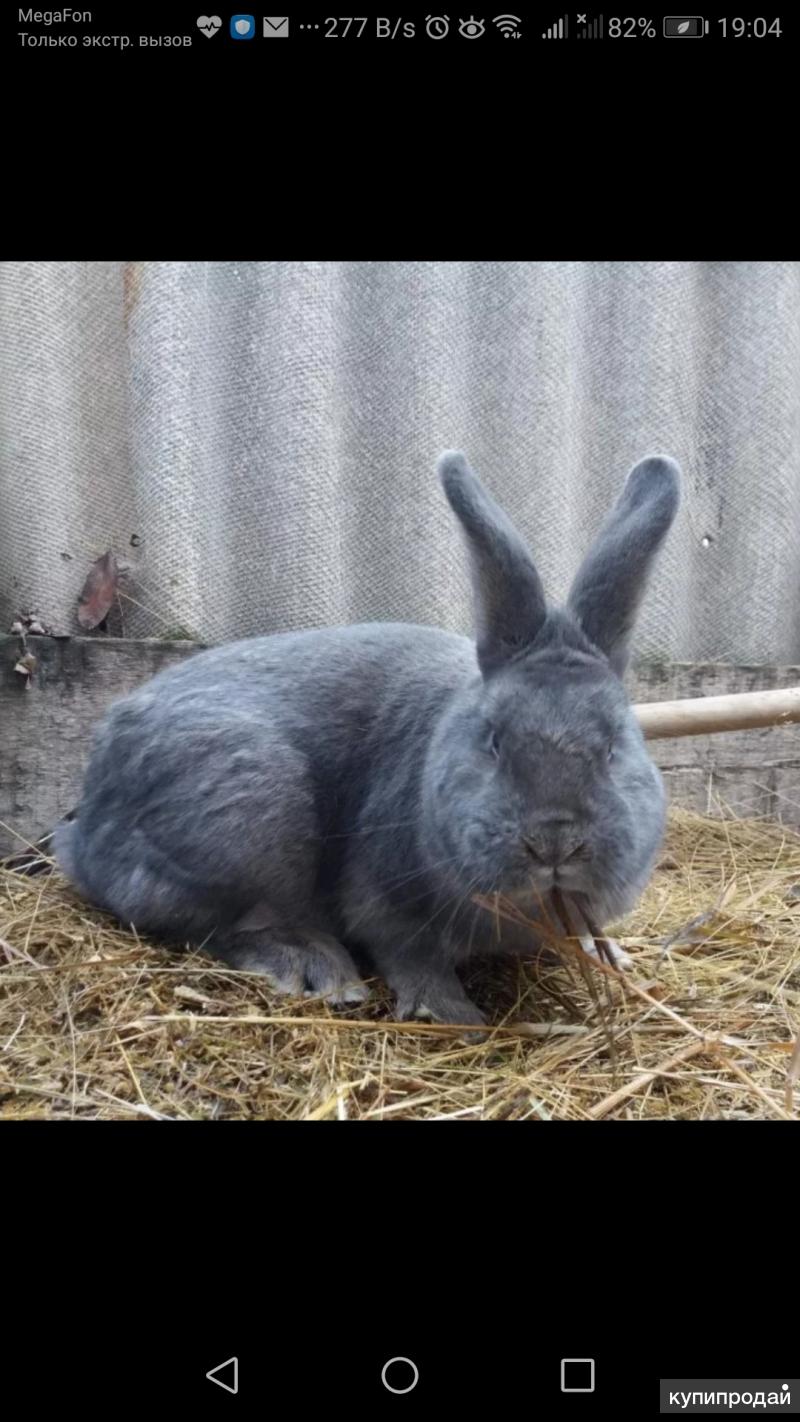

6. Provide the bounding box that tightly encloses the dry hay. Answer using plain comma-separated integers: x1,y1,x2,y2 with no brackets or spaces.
1,806,799,1121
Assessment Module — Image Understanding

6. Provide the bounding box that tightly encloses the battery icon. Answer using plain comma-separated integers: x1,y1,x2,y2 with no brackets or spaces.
663,16,707,36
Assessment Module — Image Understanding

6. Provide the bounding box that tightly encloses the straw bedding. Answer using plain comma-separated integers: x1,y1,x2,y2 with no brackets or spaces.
1,808,799,1121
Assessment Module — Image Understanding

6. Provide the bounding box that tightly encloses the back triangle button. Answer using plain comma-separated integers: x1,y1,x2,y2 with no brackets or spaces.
206,1357,238,1394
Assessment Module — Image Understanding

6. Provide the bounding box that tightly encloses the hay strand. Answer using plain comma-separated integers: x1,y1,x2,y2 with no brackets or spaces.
1,807,799,1120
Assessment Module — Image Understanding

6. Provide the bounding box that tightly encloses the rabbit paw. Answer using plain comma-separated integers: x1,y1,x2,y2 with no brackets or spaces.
301,942,370,1005
391,969,487,1039
223,932,368,1005
579,933,633,971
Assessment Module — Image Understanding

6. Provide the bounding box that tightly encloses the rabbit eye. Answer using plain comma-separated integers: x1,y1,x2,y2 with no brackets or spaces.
489,730,501,759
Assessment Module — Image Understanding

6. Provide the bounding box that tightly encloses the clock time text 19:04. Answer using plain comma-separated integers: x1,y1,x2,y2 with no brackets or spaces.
719,18,782,35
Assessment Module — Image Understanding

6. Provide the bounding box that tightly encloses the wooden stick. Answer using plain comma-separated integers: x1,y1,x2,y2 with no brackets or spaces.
633,685,800,740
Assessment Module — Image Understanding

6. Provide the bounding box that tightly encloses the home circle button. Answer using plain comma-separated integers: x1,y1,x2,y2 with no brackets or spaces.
381,1357,419,1394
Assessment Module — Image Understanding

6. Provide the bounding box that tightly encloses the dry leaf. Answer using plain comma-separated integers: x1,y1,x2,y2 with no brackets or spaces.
635,979,670,1001
77,551,121,629
658,882,738,960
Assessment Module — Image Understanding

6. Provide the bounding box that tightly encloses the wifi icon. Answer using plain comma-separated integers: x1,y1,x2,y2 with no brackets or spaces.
493,13,522,36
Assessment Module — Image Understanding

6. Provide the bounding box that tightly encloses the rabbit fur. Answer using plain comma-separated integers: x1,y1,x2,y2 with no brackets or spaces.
55,451,680,1027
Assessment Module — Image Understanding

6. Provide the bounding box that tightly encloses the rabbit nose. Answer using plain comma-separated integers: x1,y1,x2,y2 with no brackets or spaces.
522,834,559,867
522,833,585,869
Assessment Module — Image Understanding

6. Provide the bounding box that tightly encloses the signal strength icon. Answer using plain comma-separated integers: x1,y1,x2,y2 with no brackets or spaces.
577,14,604,36
542,14,568,37
493,13,522,36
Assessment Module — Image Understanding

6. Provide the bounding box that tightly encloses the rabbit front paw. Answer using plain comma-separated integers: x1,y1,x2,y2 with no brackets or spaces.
219,929,369,1005
578,933,633,971
390,966,487,1035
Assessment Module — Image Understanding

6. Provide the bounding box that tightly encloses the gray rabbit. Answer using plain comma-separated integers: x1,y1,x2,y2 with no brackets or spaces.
55,451,680,1026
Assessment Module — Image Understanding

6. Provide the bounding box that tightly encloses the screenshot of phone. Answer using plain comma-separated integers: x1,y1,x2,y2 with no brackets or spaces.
1,6,796,1417
5,4,795,67
7,7,793,46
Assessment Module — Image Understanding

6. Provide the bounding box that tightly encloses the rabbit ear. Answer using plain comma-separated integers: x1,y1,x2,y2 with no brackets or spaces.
438,451,547,676
567,456,681,677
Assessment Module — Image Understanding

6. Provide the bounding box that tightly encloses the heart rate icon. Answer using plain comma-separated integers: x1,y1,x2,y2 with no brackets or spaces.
196,15,222,38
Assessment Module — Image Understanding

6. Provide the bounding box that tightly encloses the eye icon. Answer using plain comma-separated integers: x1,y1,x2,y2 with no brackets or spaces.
458,15,486,37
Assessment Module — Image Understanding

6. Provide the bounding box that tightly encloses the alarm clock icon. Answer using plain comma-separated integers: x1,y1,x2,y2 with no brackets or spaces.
425,15,450,38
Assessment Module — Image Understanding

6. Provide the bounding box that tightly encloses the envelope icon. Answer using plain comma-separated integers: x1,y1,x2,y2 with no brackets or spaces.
263,16,289,37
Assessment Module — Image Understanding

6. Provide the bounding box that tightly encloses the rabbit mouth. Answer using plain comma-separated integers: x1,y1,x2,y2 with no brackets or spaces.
502,870,562,905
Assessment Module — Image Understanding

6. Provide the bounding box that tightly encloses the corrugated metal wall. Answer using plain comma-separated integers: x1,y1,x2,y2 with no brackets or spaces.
2,261,799,660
